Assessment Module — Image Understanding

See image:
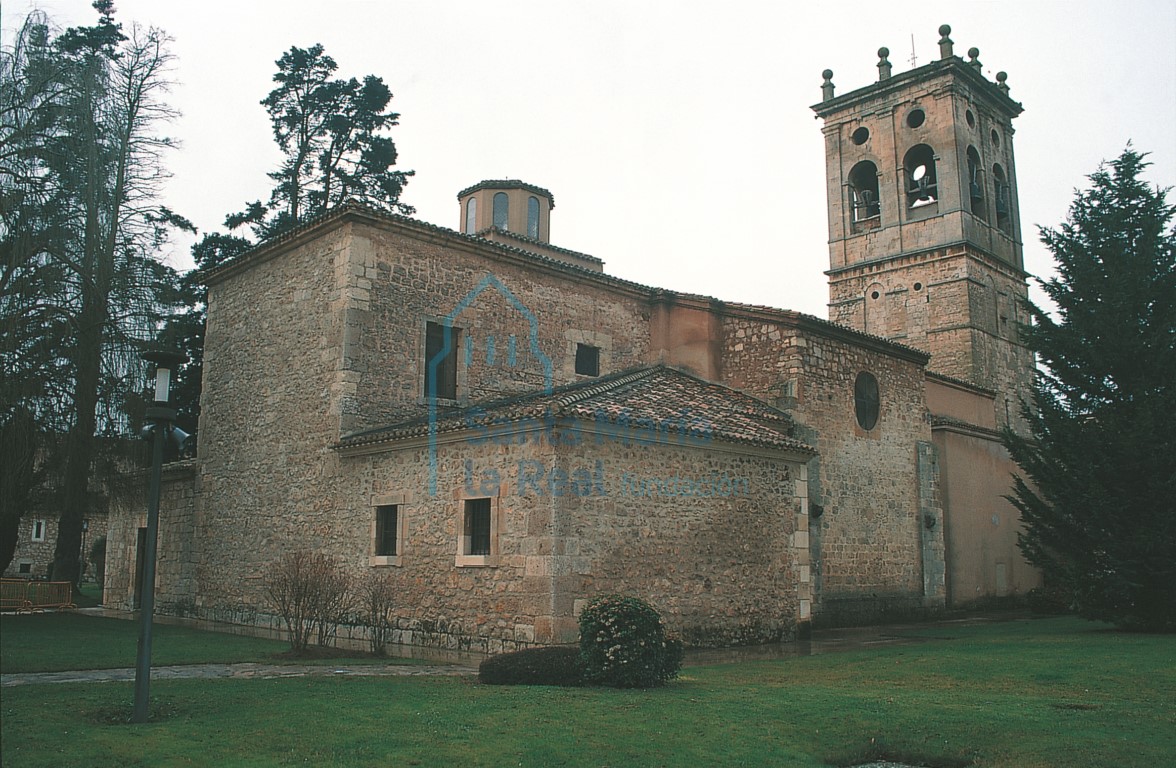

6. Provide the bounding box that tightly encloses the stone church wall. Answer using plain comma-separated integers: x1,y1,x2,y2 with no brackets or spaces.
716,310,941,625
933,422,1042,605
549,436,808,646
343,222,655,432
828,245,1032,430
192,226,357,619
104,461,198,612
332,430,807,652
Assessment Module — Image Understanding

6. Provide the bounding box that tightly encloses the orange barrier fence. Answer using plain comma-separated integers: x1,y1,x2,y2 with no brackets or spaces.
0,579,77,612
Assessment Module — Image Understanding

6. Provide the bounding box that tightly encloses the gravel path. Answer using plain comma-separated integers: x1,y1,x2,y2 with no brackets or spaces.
1,661,476,687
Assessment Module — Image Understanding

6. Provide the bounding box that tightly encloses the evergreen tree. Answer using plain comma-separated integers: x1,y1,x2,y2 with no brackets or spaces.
1,3,188,582
227,44,413,241
1005,148,1176,631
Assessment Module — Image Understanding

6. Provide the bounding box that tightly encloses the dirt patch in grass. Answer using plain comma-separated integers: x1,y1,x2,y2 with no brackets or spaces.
86,699,184,725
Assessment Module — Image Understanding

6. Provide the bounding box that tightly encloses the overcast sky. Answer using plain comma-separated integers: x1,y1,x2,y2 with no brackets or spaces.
8,0,1176,317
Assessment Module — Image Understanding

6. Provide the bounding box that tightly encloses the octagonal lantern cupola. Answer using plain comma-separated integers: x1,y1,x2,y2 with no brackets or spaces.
457,180,555,243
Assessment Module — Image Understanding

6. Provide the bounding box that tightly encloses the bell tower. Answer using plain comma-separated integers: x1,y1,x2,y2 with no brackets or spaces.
812,24,1033,427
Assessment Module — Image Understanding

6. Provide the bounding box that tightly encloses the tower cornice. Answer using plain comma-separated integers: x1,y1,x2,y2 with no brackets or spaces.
812,57,1023,122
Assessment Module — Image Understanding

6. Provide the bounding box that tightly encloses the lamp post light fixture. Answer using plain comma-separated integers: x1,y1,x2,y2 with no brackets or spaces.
133,349,187,724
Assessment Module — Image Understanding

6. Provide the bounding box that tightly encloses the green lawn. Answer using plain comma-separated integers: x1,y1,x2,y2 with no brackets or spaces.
0,613,291,672
2,615,1173,767
0,612,425,673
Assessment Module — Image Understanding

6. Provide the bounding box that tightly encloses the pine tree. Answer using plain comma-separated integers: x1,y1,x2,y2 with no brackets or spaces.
1005,148,1176,631
227,44,413,241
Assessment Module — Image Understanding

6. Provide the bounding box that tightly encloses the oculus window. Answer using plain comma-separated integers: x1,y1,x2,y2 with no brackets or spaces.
854,371,880,431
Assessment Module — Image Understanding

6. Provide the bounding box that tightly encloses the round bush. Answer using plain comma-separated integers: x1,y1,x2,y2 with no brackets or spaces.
478,646,582,686
578,594,683,688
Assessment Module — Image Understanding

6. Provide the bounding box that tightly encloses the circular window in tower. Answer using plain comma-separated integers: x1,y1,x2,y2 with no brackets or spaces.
991,128,1001,148
851,126,870,145
870,290,880,300
854,371,880,431
966,109,976,128
906,108,926,129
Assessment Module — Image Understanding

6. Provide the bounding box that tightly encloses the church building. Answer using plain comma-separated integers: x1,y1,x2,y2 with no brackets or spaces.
102,26,1040,652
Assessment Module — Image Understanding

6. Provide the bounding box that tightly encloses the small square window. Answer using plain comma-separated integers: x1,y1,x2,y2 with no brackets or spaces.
31,520,46,542
375,505,398,556
575,344,600,376
18,562,31,574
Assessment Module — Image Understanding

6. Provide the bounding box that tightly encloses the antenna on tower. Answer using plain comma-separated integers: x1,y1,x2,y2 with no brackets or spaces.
909,33,918,67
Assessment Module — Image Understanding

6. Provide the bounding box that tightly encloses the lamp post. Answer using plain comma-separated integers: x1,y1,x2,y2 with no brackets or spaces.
133,349,187,724
79,519,89,582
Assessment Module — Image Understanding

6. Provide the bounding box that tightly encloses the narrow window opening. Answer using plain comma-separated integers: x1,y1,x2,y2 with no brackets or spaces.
967,146,986,219
492,192,508,229
375,505,398,556
465,198,477,234
527,196,540,239
575,344,600,376
464,499,492,556
993,164,1012,234
31,520,46,542
425,321,459,400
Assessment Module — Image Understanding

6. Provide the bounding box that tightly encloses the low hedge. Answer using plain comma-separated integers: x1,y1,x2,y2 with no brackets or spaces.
478,645,583,687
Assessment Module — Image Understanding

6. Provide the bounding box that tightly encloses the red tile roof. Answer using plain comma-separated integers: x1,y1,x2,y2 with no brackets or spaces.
339,365,815,455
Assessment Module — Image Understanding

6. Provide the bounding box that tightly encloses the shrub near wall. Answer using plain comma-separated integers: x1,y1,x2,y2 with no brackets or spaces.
578,594,683,688
478,646,582,686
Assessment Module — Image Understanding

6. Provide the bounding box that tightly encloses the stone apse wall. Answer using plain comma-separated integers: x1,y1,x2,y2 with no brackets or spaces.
336,430,810,652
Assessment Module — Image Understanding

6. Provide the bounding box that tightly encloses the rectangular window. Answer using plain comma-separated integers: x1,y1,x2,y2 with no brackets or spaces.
375,505,398,556
463,498,492,556
575,343,600,376
370,495,408,567
31,520,46,542
425,321,459,400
